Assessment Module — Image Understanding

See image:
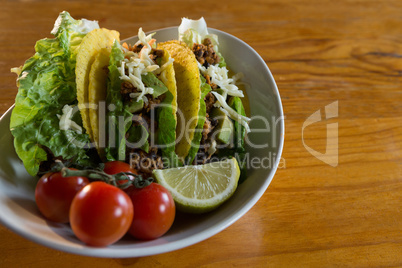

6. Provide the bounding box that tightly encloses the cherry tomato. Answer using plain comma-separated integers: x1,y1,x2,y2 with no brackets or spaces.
128,183,175,240
69,181,134,247
103,161,138,188
35,171,89,223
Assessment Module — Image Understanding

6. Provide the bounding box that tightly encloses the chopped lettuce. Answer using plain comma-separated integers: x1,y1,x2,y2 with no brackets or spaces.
10,11,99,176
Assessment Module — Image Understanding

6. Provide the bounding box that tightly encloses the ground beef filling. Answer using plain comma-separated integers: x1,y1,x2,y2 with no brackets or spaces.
191,38,223,163
120,81,136,102
204,91,216,114
204,74,218,90
192,38,220,68
193,40,221,164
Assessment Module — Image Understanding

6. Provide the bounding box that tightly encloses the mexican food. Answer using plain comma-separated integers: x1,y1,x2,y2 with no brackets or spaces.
10,12,179,178
160,18,250,181
10,13,249,183
8,13,256,239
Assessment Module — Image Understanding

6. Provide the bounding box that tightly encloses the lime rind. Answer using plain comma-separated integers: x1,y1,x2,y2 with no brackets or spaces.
153,158,240,213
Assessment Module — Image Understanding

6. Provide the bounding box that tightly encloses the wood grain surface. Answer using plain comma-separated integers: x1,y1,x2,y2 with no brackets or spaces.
0,0,401,267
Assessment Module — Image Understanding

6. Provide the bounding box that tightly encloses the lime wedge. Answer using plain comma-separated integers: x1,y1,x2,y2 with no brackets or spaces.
153,158,240,213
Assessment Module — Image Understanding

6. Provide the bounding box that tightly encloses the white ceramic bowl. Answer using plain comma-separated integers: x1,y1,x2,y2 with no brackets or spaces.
0,27,284,258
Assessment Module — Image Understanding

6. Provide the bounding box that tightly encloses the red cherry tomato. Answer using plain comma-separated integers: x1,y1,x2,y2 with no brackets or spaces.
69,181,134,247
35,171,89,223
103,161,138,188
128,183,175,240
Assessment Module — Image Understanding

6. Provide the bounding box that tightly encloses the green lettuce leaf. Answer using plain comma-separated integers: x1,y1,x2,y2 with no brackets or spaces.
51,11,99,62
10,11,99,176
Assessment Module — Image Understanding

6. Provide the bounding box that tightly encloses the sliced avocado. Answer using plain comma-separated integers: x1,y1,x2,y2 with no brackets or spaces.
210,107,234,144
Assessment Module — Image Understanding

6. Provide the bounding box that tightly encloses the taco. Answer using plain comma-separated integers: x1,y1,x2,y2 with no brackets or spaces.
156,40,201,162
95,28,179,177
160,18,251,181
9,12,106,177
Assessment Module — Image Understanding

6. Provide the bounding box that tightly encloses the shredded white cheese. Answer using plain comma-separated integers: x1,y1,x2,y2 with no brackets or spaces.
199,62,250,132
211,92,251,133
199,63,244,99
57,105,83,134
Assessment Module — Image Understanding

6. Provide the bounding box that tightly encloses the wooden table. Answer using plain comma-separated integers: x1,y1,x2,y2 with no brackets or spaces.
0,1,401,267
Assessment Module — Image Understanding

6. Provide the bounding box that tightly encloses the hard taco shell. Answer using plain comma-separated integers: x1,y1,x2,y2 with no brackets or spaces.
157,40,201,160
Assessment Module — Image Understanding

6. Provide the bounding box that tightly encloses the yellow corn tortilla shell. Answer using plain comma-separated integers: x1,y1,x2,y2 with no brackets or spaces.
76,28,119,143
157,41,201,159
88,48,111,159
157,47,177,120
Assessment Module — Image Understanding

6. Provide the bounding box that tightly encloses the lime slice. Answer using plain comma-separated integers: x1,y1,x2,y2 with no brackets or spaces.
153,158,240,213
